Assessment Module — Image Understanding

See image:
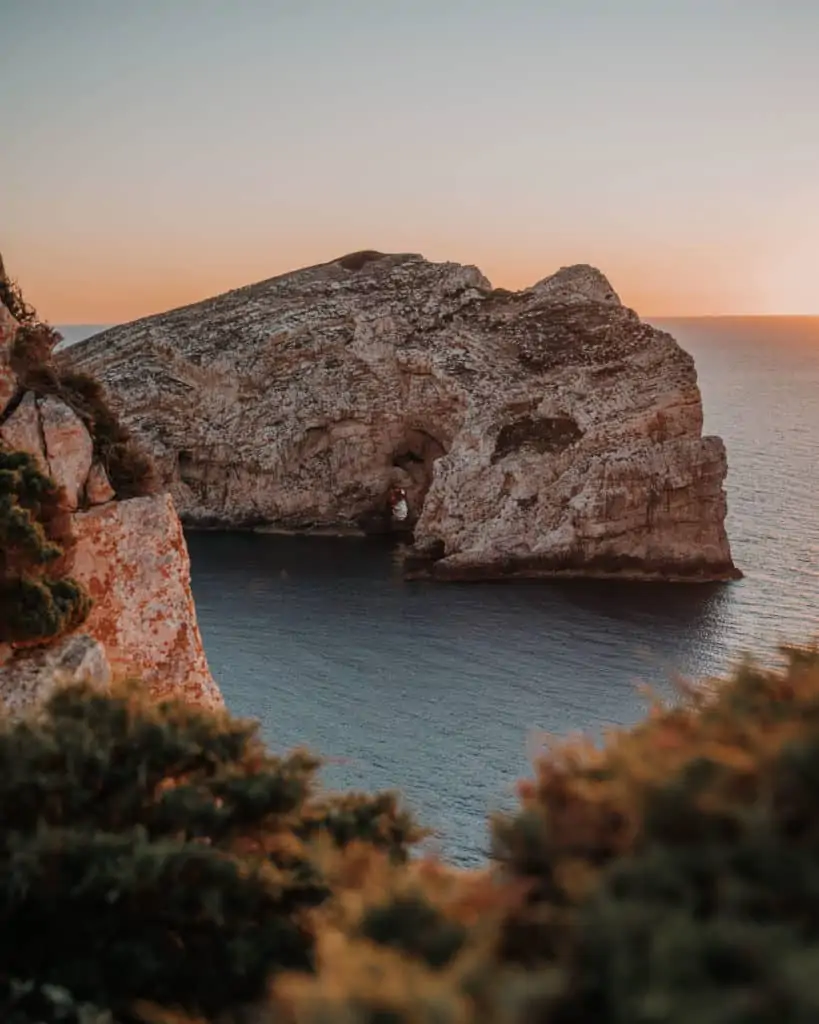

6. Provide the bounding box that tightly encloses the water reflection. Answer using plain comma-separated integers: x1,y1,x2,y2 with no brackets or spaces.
187,531,737,865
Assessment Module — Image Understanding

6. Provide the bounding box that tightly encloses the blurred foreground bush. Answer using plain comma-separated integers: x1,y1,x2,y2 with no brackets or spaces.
2,645,819,1023
0,682,420,1023
491,643,819,1023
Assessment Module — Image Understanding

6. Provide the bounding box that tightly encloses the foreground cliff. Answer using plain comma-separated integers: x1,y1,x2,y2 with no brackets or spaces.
0,256,222,712
65,251,739,581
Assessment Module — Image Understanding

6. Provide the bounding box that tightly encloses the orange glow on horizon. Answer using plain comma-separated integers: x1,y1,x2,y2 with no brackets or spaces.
8,244,818,326
5,2,817,327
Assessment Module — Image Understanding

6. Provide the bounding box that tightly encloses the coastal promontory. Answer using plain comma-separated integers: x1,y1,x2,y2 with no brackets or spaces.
65,251,739,582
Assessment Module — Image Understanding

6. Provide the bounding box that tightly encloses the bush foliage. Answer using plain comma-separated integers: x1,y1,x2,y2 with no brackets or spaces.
0,260,36,327
2,646,819,1022
0,449,90,644
0,682,421,1023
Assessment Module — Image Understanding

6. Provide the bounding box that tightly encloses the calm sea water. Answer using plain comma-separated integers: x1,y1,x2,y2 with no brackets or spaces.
61,317,819,865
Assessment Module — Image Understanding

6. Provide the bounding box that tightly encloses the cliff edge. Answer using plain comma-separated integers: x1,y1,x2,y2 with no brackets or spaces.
65,251,739,582
0,255,222,713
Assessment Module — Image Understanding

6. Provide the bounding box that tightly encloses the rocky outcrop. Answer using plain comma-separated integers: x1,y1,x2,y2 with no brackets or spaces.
84,460,116,505
39,395,95,509
0,389,115,512
0,391,46,470
0,254,222,709
70,493,222,708
65,251,739,581
0,634,111,719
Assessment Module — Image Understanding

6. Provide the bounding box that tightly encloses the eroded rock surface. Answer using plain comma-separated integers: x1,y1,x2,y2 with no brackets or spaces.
84,461,116,505
65,252,739,581
0,633,111,719
0,391,107,510
0,254,222,710
40,395,94,510
0,391,47,471
71,493,223,709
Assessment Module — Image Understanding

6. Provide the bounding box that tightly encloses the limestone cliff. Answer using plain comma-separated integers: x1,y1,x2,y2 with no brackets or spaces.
65,251,739,582
0,257,222,713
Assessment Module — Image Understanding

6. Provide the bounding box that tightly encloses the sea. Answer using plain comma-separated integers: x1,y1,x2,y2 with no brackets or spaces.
58,317,819,865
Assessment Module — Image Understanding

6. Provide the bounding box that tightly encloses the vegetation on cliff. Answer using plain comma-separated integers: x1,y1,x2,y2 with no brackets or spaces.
1,645,818,1023
10,326,158,500
0,258,36,328
0,256,157,500
0,259,156,646
0,449,90,645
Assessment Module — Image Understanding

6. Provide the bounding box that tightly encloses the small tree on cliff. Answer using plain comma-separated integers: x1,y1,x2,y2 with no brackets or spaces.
0,254,35,327
0,449,90,644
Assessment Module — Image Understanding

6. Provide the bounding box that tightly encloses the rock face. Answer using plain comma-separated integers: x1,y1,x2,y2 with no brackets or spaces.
0,634,111,719
84,460,116,505
0,391,46,470
39,395,95,510
65,251,739,581
1,391,114,510
0,254,222,709
71,493,223,709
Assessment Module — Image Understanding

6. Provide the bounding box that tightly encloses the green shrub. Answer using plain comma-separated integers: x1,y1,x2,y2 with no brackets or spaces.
271,847,523,1024
0,449,90,644
0,977,116,1024
299,790,420,864
272,645,819,1024
0,682,422,1022
491,644,819,1022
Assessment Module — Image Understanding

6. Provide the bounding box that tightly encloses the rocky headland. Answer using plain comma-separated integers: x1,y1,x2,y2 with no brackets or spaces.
0,255,221,714
65,251,739,582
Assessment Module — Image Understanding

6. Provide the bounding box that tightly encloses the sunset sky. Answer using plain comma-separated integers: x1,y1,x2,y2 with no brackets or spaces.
3,0,818,323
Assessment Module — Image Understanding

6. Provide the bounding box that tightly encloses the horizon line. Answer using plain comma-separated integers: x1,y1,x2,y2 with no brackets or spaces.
53,312,819,326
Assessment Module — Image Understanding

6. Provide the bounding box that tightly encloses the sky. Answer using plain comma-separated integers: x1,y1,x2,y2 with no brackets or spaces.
2,0,818,323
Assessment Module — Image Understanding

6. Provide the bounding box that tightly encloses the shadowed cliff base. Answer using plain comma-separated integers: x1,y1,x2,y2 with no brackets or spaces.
401,543,744,583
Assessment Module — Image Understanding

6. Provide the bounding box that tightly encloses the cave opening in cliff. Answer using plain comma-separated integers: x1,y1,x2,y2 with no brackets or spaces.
358,428,447,538
388,428,446,527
